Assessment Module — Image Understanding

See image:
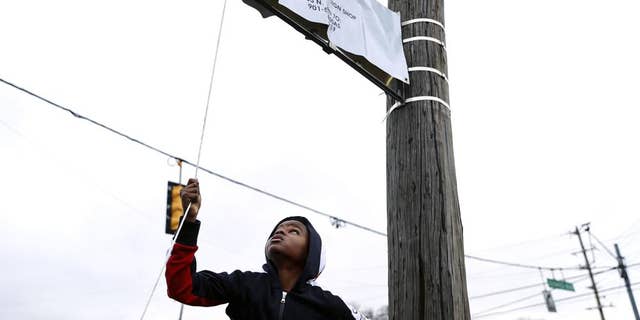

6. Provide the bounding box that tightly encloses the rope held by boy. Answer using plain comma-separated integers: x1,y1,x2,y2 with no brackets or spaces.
139,0,229,317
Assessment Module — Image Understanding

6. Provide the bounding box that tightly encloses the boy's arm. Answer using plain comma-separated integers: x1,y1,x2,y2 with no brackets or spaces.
166,220,245,306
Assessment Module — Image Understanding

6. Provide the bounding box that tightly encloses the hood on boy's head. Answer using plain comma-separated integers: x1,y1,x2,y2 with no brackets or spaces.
265,216,326,283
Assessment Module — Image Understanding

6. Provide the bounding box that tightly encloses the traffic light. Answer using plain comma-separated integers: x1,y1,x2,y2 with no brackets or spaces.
543,290,557,312
166,181,185,234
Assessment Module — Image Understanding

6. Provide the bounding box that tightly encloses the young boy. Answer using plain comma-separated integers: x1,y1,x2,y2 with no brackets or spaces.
166,178,367,319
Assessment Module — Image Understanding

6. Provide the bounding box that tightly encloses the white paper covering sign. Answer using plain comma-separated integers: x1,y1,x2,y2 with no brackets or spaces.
279,0,328,24
279,0,409,83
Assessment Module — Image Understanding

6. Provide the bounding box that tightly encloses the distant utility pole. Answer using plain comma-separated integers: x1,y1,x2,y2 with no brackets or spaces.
386,0,470,319
574,226,606,320
615,243,640,320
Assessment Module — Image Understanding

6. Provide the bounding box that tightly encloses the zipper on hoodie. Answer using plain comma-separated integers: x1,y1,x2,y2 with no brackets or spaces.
279,291,287,320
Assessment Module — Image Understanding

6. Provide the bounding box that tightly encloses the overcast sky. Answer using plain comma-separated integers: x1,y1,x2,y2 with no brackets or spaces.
1,0,639,319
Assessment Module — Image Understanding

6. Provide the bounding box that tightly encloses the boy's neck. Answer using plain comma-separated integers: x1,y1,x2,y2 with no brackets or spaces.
275,261,304,291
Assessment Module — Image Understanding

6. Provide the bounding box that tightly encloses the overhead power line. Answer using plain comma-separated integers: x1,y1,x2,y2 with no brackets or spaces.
470,267,616,300
467,232,569,254
0,77,387,237
611,218,640,243
464,254,613,271
588,230,618,260
471,282,640,319
472,291,541,316
0,77,628,272
470,282,544,300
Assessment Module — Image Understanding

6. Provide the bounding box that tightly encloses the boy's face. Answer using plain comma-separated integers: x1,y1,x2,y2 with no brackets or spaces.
266,220,309,265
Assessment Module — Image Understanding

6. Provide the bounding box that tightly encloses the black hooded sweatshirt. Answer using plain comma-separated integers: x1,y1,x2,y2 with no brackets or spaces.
166,216,363,319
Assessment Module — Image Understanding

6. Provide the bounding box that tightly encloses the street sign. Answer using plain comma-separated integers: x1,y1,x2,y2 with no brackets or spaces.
242,0,406,102
547,278,575,292
279,0,410,83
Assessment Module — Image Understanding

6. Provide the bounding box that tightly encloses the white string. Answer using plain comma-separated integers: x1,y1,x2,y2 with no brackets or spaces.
139,205,192,320
139,0,229,317
196,0,229,178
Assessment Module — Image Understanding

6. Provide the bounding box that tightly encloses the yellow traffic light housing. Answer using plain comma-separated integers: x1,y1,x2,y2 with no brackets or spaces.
166,181,184,234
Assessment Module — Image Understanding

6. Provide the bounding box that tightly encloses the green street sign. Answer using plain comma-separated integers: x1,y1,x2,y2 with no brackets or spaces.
547,279,575,292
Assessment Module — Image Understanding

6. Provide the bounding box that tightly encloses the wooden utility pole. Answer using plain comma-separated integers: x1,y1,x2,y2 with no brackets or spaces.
386,0,470,319
615,243,640,320
574,226,606,320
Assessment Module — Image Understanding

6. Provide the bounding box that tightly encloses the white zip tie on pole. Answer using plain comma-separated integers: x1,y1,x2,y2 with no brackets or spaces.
139,0,228,317
401,16,446,47
408,66,448,82
385,27,449,121
401,18,446,47
383,96,450,122
403,36,447,51
401,18,445,31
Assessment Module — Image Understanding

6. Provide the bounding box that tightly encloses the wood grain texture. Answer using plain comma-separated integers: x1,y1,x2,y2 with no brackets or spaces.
386,0,470,319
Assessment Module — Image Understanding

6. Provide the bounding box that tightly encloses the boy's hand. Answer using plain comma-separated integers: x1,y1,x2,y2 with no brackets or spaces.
180,178,201,222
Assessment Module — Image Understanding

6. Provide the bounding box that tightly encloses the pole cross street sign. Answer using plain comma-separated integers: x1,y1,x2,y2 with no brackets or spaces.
547,278,575,292
242,0,406,102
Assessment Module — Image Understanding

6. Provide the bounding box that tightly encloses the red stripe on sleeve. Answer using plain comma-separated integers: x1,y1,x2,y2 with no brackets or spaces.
165,243,225,306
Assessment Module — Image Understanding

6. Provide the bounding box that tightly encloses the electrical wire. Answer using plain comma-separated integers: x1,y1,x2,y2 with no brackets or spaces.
471,266,638,318
588,228,597,264
5,77,639,320
5,75,633,302
624,262,640,272
0,77,388,237
622,233,640,246
468,232,570,255
0,118,157,228
611,218,640,243
4,76,631,276
464,254,603,271
469,268,616,300
588,230,618,260
8,76,625,270
472,291,542,317
467,268,542,281
13,75,607,268
471,282,640,319
466,246,585,279
471,283,543,300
